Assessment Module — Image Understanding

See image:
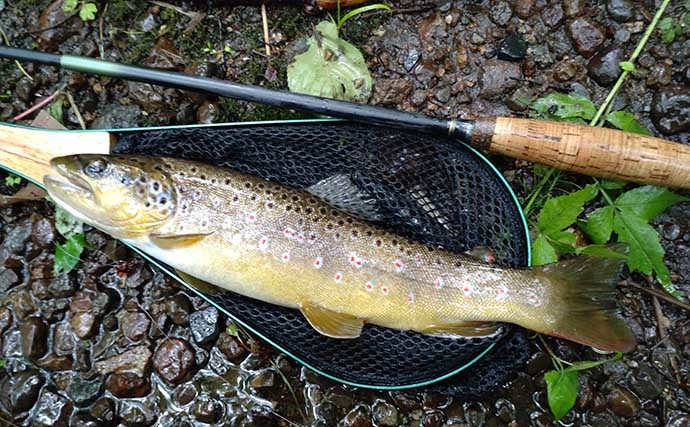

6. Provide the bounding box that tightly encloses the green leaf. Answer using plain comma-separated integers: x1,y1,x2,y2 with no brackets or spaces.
79,2,97,21
0,357,4,368
581,206,614,244
226,322,239,337
619,61,635,72
337,3,391,29
545,369,578,420
613,210,676,295
47,97,64,124
532,234,558,266
4,174,21,188
537,184,598,234
615,186,688,222
287,21,373,103
658,17,677,44
549,230,577,254
576,244,628,259
55,206,84,238
531,93,597,122
54,233,87,276
62,0,78,12
600,179,626,190
606,111,651,135
566,353,622,372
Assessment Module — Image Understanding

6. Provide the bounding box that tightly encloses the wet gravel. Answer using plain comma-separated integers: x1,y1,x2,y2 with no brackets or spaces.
1,0,690,426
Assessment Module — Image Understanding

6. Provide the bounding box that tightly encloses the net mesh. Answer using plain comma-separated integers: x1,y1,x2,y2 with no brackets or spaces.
113,121,530,394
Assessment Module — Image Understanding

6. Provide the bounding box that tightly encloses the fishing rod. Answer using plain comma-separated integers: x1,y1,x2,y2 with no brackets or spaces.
1,46,689,189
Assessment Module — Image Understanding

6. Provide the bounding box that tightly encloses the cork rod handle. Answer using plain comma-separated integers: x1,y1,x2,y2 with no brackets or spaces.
0,124,113,184
476,117,690,189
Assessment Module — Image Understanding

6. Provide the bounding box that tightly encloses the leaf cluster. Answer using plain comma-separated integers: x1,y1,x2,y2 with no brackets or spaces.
4,174,21,188
62,0,98,21
53,206,88,276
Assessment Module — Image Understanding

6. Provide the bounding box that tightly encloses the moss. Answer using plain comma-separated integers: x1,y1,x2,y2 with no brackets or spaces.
271,7,311,40
218,98,311,123
106,0,139,23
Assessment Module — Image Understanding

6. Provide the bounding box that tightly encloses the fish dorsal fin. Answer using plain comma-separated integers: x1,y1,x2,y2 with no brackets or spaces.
150,232,212,248
300,302,364,339
419,321,498,338
306,174,383,222
175,269,222,295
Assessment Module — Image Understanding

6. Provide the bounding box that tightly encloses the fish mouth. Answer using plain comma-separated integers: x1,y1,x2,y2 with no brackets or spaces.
43,156,95,205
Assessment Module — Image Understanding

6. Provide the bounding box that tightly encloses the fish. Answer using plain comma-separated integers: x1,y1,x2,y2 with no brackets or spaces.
44,154,636,352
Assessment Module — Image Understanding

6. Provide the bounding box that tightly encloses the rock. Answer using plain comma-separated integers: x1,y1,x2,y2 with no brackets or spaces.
628,363,665,399
0,369,45,413
31,218,55,249
646,64,673,88
95,345,152,377
71,312,97,339
189,306,220,345
343,404,372,427
68,375,103,406
69,413,101,427
372,400,398,426
607,0,634,22
251,370,277,390
217,332,248,363
173,383,198,406
588,45,625,86
651,86,690,135
421,410,445,427
37,354,73,371
8,288,37,319
403,48,420,72
146,37,185,70
89,397,117,424
165,293,192,325
0,307,12,334
512,0,535,19
105,373,151,398
121,311,151,341
153,338,195,384
53,321,76,356
196,100,220,124
562,0,585,17
568,17,607,58
489,1,512,26
37,0,80,50
541,3,564,27
0,267,19,293
20,317,48,359
390,391,422,411
372,79,414,106
606,386,640,417
48,275,77,298
90,104,142,129
479,59,522,99
526,351,552,375
498,33,527,62
32,389,72,426
667,413,690,427
192,394,223,424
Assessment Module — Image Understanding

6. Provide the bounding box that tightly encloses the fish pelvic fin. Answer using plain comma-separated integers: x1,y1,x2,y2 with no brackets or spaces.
300,302,364,339
537,253,636,353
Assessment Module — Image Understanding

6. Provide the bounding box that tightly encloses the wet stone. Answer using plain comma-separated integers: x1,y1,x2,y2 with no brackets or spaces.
91,104,142,129
498,33,527,62
607,0,634,22
667,413,690,427
421,410,445,427
37,353,73,371
53,321,76,356
105,372,151,398
372,400,398,426
372,78,414,106
121,310,151,341
0,369,45,413
189,306,220,345
31,217,55,250
95,345,152,377
9,289,37,319
489,1,513,26
588,45,625,86
69,413,101,427
165,293,192,325
37,0,81,50
390,391,422,411
173,383,198,406
146,37,185,70
607,386,640,417
651,86,690,135
192,394,223,424
89,397,117,424
479,59,522,99
568,17,607,58
153,338,195,384
71,312,97,339
196,100,220,124
217,332,249,363
512,0,535,19
541,3,564,27
251,369,277,390
68,374,103,406
0,306,12,334
343,404,372,427
0,267,19,293
48,274,77,298
562,0,585,17
20,316,48,359
628,362,665,399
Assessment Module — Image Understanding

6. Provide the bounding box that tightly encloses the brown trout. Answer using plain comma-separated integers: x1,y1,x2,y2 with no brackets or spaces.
44,154,636,352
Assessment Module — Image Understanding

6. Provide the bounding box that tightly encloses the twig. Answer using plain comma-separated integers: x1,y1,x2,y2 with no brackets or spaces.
619,280,690,312
64,92,86,130
98,2,109,59
268,358,308,424
0,26,33,81
261,4,271,56
11,89,62,122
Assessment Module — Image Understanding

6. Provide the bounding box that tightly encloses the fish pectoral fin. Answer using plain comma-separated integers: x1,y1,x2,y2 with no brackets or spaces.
419,321,498,338
300,302,364,339
149,232,212,248
175,269,223,296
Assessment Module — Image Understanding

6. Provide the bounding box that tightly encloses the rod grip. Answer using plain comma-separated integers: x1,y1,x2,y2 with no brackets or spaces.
478,117,690,189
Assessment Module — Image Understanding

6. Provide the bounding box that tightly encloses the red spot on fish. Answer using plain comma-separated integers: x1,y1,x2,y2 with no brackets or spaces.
350,255,356,262
365,281,374,291
258,237,269,251
355,260,362,267
334,272,343,283
314,257,323,269
528,294,539,305
406,293,415,304
497,286,507,297
297,233,305,242
381,286,389,295
462,285,473,295
283,228,295,237
433,277,444,289
247,213,257,223
393,260,403,272
281,252,290,263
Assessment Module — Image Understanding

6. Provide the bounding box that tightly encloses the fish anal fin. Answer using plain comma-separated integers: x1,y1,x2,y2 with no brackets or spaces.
300,302,364,339
420,321,498,338
150,232,212,248
175,269,222,296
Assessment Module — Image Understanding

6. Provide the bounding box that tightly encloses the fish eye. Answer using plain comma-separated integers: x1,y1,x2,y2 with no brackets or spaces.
84,158,110,178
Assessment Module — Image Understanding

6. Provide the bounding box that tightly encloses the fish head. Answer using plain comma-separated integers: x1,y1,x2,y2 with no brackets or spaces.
44,155,176,238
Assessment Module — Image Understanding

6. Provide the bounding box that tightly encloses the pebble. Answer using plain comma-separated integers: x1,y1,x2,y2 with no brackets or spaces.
105,372,151,398
646,64,673,88
165,293,193,325
628,363,665,399
562,0,585,17
498,33,527,62
91,104,142,129
95,345,152,377
31,217,55,249
489,1,513,26
512,0,535,19
372,400,398,426
193,394,223,424
0,307,12,334
651,86,690,134
32,389,73,426
541,3,564,27
0,267,19,293
607,0,634,22
20,316,48,359
121,310,151,341
390,391,423,411
554,59,578,82
568,17,607,58
667,413,690,427
251,370,277,390
37,353,74,371
146,37,185,70
189,306,220,345
372,78,414,106
343,404,372,427
217,332,249,363
153,338,195,384
196,100,220,124
68,375,103,406
588,45,625,86
89,397,117,424
37,0,80,50
607,386,640,417
479,59,522,98
421,410,445,427
0,369,45,413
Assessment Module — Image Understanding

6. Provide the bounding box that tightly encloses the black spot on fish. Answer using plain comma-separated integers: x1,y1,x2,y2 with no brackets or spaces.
335,232,341,238
191,167,197,173
159,197,167,205
139,176,147,183
211,178,217,184
366,231,373,237
346,218,353,224
286,206,292,211
308,198,317,204
145,202,151,208
326,223,333,230
250,194,257,201
331,210,339,217
258,183,265,189
319,207,327,214
200,174,206,180
305,207,313,214
224,179,231,185
245,183,252,188
292,195,299,202
337,220,344,226
153,182,160,191
392,240,398,246
376,240,382,247
232,195,238,202
267,202,274,209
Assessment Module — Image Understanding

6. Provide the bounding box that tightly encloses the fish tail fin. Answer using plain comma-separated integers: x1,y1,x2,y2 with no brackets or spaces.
537,254,636,352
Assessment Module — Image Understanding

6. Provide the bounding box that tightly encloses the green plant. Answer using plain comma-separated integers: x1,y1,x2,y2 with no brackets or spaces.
62,0,98,21
54,233,88,276
335,3,391,30
4,174,21,188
